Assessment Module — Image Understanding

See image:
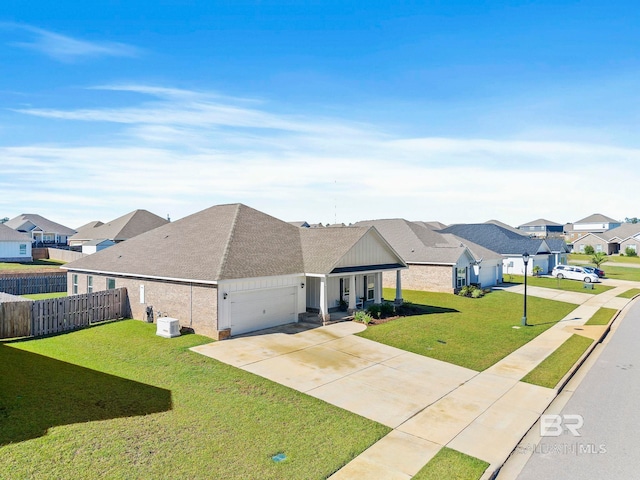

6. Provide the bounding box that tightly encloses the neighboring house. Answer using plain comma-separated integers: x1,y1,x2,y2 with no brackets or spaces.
5,214,76,246
69,221,105,248
545,238,571,269
565,214,622,243
62,204,406,339
439,224,553,275
353,219,503,292
484,219,525,235
0,224,32,262
572,223,640,255
517,218,564,238
68,209,168,249
81,239,116,254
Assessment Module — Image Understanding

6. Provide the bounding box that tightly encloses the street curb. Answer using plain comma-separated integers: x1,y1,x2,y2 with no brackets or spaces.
486,294,640,480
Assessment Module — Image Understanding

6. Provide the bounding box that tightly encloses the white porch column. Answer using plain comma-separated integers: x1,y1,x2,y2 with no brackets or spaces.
374,272,382,304
319,276,330,323
347,275,356,313
394,270,403,305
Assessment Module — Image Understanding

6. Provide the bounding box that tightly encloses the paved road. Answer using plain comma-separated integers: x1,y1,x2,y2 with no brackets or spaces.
516,300,640,480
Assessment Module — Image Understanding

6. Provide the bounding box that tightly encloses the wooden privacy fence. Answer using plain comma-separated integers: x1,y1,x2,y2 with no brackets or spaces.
31,288,129,337
0,274,67,295
0,288,129,339
0,296,31,338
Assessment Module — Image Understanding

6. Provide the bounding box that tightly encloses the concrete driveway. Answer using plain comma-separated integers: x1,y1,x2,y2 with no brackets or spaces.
191,321,477,428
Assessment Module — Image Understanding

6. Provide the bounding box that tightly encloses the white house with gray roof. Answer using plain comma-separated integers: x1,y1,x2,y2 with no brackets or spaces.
439,224,555,275
63,204,406,339
0,224,32,262
5,214,76,246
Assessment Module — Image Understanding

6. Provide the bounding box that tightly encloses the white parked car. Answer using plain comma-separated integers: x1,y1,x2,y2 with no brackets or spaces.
552,265,600,283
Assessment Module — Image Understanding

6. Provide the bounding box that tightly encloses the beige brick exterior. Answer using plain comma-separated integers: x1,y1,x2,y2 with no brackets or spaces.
383,264,454,293
68,273,219,338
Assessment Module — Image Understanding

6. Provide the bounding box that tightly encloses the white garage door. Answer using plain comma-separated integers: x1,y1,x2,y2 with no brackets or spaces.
230,287,297,335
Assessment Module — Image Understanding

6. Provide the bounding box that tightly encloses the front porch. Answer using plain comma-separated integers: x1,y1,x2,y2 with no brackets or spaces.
306,269,405,323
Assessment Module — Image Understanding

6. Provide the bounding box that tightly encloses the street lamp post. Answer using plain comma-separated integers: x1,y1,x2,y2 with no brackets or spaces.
522,252,530,326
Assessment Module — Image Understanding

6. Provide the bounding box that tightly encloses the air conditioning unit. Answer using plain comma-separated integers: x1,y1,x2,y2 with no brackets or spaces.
156,317,181,338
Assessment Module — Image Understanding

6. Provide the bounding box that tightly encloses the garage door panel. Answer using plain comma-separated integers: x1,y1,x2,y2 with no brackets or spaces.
230,287,297,335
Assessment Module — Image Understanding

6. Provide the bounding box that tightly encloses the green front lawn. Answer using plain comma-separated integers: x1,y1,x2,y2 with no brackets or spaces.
570,253,640,265
598,265,640,282
521,334,593,389
360,289,576,371
503,274,614,294
0,320,389,479
21,292,67,300
585,307,617,326
413,448,489,480
0,259,66,272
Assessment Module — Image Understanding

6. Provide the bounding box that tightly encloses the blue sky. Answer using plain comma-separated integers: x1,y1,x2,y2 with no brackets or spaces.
1,1,639,228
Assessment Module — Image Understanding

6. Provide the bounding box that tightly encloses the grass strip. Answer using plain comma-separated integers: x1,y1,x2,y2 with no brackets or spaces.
617,288,640,299
21,292,67,300
521,334,593,389
0,260,65,271
585,307,617,326
413,447,489,480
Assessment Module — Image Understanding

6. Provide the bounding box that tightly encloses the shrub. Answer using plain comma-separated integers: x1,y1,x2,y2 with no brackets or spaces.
583,245,595,255
625,246,638,257
471,288,484,298
532,265,543,276
458,285,485,299
354,310,373,325
366,304,382,319
458,286,471,297
380,302,395,317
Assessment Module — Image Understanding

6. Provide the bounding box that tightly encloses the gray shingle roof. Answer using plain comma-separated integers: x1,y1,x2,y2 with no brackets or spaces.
518,218,563,227
575,213,620,224
598,222,640,241
64,204,305,281
5,214,76,236
0,223,31,242
439,224,549,255
484,219,525,235
300,226,373,273
69,210,168,242
353,219,471,265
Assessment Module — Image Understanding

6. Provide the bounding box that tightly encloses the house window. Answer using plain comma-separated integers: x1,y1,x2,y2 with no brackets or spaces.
107,278,116,290
456,268,467,288
628,244,637,253
596,244,603,252
87,276,93,293
579,245,585,253
72,274,78,295
367,277,375,300
19,244,26,255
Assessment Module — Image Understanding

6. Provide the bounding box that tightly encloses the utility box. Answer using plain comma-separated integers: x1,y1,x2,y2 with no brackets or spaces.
156,317,181,338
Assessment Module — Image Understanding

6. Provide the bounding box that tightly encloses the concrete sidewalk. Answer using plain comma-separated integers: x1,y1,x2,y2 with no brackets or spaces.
192,280,640,480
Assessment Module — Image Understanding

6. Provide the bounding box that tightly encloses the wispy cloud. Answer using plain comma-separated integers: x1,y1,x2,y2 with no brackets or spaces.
5,24,139,62
4,84,639,227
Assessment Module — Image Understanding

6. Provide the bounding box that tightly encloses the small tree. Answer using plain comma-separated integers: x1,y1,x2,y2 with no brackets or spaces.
591,251,608,268
583,245,595,255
